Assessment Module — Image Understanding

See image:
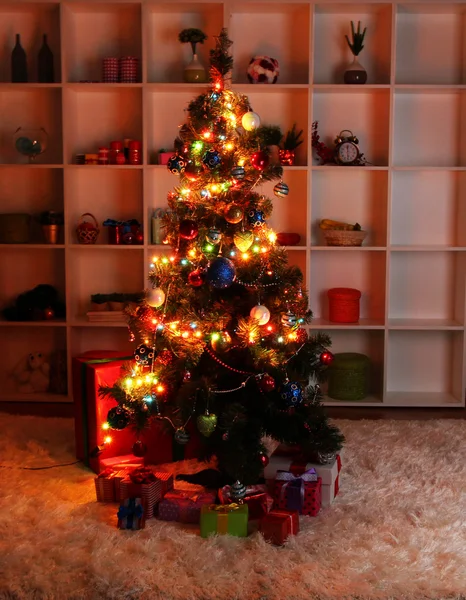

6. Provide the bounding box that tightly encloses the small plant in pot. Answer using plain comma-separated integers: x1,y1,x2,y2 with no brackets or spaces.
255,124,283,164
40,210,63,244
90,293,109,312
344,21,367,84
279,124,304,166
178,28,208,83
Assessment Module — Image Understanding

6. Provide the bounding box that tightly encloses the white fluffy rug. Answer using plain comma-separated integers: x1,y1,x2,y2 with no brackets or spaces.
0,414,465,600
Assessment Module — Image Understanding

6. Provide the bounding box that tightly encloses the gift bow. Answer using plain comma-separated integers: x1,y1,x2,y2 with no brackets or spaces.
276,468,318,511
129,467,157,484
98,467,115,478
117,498,144,529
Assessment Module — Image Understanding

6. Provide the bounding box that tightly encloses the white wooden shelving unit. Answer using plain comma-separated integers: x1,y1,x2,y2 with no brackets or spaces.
0,0,465,409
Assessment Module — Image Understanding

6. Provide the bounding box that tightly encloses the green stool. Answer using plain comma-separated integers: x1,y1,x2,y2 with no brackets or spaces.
328,352,370,401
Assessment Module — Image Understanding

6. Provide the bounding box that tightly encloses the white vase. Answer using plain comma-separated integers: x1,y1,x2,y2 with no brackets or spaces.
183,54,206,83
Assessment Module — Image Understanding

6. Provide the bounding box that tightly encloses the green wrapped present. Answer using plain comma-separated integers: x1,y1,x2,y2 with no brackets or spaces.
200,503,248,538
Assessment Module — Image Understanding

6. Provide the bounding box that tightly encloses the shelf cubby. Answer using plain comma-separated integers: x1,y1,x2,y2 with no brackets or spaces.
0,3,61,84
65,168,143,245
0,88,62,164
311,168,388,247
229,3,310,85
145,3,224,84
393,91,466,167
388,251,465,325
315,328,385,404
309,249,386,323
312,88,390,166
285,249,307,290
63,87,142,164
386,330,465,405
62,2,142,83
391,171,466,248
395,4,466,85
0,167,64,244
313,3,392,85
69,326,135,357
67,248,144,321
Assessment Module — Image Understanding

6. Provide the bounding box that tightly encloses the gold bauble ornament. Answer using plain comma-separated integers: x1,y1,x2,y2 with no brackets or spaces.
233,230,254,252
224,204,243,224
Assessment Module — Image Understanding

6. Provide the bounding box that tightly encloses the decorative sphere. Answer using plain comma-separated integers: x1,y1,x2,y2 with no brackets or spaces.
167,154,186,174
196,413,218,437
188,269,205,287
184,162,203,181
43,307,55,320
206,227,222,245
317,451,337,465
179,219,199,240
320,350,335,366
132,440,147,457
157,350,174,366
273,181,289,197
281,311,298,328
134,344,155,366
247,56,280,84
174,427,190,445
259,374,275,393
259,453,270,467
247,209,266,228
231,166,246,180
230,480,247,501
251,150,269,171
280,381,303,407
136,305,154,327
211,331,232,353
224,204,243,224
203,150,222,169
241,111,261,131
206,257,236,289
106,406,131,430
147,287,165,308
234,230,254,252
250,304,271,325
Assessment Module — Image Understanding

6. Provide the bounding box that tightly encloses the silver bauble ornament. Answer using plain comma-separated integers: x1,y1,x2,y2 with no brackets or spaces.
281,310,297,328
147,287,165,308
241,111,261,131
250,304,271,325
230,480,247,501
174,427,190,445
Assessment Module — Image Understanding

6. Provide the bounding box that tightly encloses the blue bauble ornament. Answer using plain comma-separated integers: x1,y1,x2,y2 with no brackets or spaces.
273,181,289,198
167,154,186,174
231,166,246,180
174,427,190,445
134,344,155,366
107,406,131,430
206,257,236,289
247,209,266,228
203,150,222,169
280,381,303,407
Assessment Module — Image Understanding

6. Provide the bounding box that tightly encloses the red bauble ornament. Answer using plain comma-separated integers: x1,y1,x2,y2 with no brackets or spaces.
320,350,335,366
136,305,154,327
251,150,269,171
157,350,174,366
259,453,269,467
188,269,205,287
259,374,275,393
43,307,55,320
179,219,199,240
132,440,147,457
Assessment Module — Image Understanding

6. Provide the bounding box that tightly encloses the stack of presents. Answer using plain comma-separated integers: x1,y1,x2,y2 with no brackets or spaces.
75,351,343,545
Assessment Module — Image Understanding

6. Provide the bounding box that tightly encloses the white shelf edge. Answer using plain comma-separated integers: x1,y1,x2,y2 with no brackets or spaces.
311,165,389,171
309,319,385,330
390,246,466,251
384,391,465,408
69,319,128,328
68,244,144,250
392,166,466,171
310,246,386,251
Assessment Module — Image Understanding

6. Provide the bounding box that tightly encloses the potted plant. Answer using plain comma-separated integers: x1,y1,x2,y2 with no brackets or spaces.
256,125,283,164
40,210,63,244
107,292,126,311
178,28,208,83
90,293,109,312
279,124,304,166
344,21,367,84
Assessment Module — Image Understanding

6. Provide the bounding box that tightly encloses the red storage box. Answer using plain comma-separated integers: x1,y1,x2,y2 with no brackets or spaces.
327,287,361,323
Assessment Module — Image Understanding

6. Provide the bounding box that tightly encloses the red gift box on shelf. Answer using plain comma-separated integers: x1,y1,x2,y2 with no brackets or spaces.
117,498,145,530
119,467,162,519
260,509,299,546
73,350,203,474
218,484,273,520
158,489,216,524
273,469,322,516
94,467,130,502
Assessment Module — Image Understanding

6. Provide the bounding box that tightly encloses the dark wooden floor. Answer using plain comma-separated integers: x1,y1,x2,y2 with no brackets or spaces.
0,401,465,420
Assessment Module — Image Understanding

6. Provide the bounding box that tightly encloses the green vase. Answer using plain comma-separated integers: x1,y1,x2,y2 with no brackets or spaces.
184,53,206,83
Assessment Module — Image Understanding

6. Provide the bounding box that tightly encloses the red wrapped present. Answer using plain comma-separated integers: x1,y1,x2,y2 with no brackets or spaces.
274,469,321,516
119,467,162,519
117,497,145,530
158,489,216,524
153,471,174,497
218,484,273,520
260,509,299,545
99,454,144,471
94,467,130,502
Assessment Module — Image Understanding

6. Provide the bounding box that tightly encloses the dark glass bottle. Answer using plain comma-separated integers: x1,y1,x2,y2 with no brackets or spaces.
38,34,54,83
11,33,28,83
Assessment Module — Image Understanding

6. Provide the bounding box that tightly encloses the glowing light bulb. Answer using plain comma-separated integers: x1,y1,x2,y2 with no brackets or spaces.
145,375,152,383
149,263,155,269
252,245,260,253
203,131,212,140
267,325,273,332
144,395,153,403
181,188,190,195
242,253,249,260
230,251,236,257
238,158,246,167
226,103,232,109
193,141,203,152
268,232,277,243
102,423,110,430
261,247,267,253
104,436,112,444
181,259,188,265
182,331,189,338
205,244,214,252
170,256,175,262
211,184,219,193
125,378,133,388
211,332,220,341
195,331,202,338
152,256,159,263
277,336,284,343
225,143,234,151
136,378,143,387
188,249,196,258
156,385,164,393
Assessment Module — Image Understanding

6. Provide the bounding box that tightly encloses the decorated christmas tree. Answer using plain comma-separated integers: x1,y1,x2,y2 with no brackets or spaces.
101,30,344,492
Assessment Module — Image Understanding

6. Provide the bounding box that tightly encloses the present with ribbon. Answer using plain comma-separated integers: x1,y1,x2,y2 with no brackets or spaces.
265,452,342,508
119,467,162,519
158,489,216,524
218,484,273,520
117,497,145,530
153,471,174,497
200,503,249,538
94,467,130,502
274,468,321,516
260,509,299,546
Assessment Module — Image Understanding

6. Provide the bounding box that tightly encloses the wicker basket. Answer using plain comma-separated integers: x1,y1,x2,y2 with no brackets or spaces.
323,229,367,247
328,352,370,401
76,213,100,245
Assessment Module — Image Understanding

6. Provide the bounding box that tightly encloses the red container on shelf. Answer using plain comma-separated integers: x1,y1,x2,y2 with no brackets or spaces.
129,140,142,165
109,141,123,164
327,287,361,323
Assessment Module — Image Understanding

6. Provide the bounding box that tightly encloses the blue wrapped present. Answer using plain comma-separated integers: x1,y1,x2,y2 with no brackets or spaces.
117,497,145,530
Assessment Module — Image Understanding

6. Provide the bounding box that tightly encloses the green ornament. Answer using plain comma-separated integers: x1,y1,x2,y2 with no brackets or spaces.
196,412,217,437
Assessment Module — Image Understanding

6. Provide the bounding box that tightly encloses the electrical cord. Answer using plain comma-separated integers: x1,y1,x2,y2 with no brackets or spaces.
0,460,82,470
